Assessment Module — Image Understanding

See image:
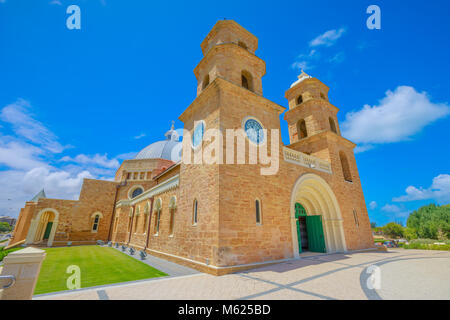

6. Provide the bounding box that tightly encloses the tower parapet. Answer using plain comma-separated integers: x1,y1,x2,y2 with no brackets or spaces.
194,20,266,96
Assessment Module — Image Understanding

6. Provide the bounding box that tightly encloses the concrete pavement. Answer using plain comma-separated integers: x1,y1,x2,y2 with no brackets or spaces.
34,249,450,300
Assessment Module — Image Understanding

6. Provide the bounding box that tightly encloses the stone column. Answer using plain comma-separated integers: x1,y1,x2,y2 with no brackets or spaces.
0,247,46,300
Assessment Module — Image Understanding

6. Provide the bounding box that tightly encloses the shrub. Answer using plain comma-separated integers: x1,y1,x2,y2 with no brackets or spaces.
0,247,22,262
403,243,450,251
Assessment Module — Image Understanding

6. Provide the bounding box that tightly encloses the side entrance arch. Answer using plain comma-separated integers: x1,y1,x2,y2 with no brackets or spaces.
25,208,60,247
290,173,347,258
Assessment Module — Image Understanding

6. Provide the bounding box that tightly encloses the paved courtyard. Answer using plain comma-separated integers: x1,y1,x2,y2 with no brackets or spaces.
34,249,450,300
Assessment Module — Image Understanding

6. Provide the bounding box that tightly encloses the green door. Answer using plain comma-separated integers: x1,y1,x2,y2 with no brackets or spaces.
43,222,53,240
306,216,326,253
295,203,307,253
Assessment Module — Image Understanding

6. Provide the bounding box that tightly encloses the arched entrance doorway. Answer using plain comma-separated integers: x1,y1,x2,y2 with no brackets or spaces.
25,208,59,247
290,174,347,257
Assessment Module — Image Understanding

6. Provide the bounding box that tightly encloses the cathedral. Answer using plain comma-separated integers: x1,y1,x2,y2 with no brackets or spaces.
10,20,374,275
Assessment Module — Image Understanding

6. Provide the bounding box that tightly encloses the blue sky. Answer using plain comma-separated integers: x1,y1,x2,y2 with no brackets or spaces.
0,0,449,226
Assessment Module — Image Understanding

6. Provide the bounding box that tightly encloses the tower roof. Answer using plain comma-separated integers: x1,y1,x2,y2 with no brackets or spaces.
290,70,312,88
30,189,46,202
200,20,258,55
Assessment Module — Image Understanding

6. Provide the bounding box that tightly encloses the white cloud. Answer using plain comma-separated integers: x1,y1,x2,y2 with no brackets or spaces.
381,203,410,219
60,153,119,169
393,174,450,204
0,99,129,218
341,86,450,151
0,139,47,170
292,28,346,71
0,99,66,153
329,51,345,64
49,0,62,5
134,133,146,140
310,28,346,47
369,201,377,210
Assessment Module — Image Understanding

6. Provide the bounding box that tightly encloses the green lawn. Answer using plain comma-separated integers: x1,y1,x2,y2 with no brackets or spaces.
35,246,168,295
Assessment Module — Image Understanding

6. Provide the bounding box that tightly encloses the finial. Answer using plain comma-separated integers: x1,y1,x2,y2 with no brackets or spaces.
171,120,175,130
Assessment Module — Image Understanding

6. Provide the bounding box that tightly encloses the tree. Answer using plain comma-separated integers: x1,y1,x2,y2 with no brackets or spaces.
407,204,450,239
370,222,377,228
404,227,418,241
0,222,11,233
383,222,404,239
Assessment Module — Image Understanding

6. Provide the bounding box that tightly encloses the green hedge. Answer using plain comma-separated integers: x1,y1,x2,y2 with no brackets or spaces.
0,247,22,262
403,243,450,251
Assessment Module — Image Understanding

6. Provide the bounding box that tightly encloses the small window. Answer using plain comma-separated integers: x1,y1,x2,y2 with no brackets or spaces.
241,70,253,91
297,95,303,105
133,172,138,180
131,187,143,199
155,209,161,235
92,214,100,232
339,151,352,182
320,92,326,100
134,214,139,233
143,214,149,233
140,172,145,180
353,209,359,227
202,74,210,90
329,117,337,134
238,41,248,50
169,208,175,236
242,74,249,89
127,172,131,180
255,199,262,224
193,199,198,225
297,119,308,139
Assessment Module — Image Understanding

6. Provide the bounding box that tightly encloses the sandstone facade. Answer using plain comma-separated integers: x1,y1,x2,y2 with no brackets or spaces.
11,20,374,275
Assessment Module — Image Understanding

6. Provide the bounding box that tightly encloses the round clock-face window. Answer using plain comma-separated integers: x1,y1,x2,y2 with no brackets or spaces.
192,121,205,148
244,118,264,144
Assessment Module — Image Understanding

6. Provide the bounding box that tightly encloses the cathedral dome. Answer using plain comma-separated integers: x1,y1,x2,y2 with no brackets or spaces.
134,123,182,162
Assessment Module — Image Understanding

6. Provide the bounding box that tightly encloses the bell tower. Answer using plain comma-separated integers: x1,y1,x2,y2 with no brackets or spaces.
284,71,341,145
193,20,266,96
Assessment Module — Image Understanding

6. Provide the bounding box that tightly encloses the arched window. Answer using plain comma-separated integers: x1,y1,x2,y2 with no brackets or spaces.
128,208,133,232
296,95,303,105
192,199,198,225
339,151,352,182
169,196,176,236
130,187,144,199
320,92,326,100
143,201,150,233
154,198,162,235
202,74,210,90
255,199,262,224
238,41,248,50
329,117,337,134
134,214,139,233
134,206,140,233
297,119,308,139
241,70,253,91
92,213,101,232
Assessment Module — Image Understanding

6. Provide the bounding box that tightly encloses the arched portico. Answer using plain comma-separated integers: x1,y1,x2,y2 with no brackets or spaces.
25,208,60,247
290,173,347,258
